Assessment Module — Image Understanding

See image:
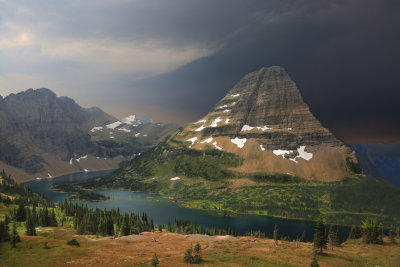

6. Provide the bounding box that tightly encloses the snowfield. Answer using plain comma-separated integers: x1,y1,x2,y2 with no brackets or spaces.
231,137,247,148
106,121,123,129
194,125,206,132
201,137,213,144
90,126,103,132
210,117,222,127
213,141,222,150
186,137,198,144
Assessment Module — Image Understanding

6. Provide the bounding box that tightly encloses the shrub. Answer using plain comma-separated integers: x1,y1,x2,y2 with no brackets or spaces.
66,238,80,247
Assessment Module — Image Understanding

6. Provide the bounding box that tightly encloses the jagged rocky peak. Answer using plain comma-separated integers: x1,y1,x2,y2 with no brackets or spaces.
195,66,343,151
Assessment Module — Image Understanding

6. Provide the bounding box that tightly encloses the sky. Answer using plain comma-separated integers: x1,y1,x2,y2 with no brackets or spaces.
0,0,399,144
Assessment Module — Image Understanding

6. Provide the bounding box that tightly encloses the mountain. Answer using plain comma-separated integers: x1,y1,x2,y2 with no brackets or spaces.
172,66,356,181
351,142,400,187
73,66,400,226
0,88,179,182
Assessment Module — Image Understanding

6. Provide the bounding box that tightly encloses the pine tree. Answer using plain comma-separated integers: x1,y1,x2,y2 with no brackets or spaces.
25,212,37,236
273,224,279,247
16,202,26,222
313,216,327,254
310,251,319,267
328,225,338,249
193,242,202,263
300,231,307,242
389,225,396,243
151,253,159,266
184,244,194,263
10,222,20,248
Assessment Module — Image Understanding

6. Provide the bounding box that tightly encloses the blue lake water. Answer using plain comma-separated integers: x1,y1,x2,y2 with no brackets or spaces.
25,170,350,241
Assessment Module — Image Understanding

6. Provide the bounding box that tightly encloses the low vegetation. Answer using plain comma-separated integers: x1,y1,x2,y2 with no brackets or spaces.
1,170,400,266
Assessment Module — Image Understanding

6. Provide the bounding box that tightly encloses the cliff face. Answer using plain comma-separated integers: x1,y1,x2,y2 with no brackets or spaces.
200,66,342,150
174,66,356,181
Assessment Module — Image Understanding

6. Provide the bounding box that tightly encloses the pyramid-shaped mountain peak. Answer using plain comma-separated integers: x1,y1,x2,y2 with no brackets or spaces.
195,66,342,151
173,66,355,181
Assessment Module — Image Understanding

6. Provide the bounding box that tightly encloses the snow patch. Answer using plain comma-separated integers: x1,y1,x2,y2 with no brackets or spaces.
231,102,236,106
273,149,292,158
47,173,52,178
201,137,213,144
186,137,198,144
84,169,89,172
69,158,73,165
230,137,247,149
256,125,272,131
90,126,103,132
194,119,206,125
272,146,313,163
194,125,206,132
218,104,228,109
231,93,240,98
110,136,114,139
106,121,123,129
288,128,292,130
118,127,131,133
297,146,313,161
241,125,254,131
170,177,181,181
76,155,88,162
225,118,230,124
121,115,136,124
223,109,231,113
259,145,265,151
210,117,222,127
143,134,148,137
135,133,141,137
212,141,222,150
241,125,272,132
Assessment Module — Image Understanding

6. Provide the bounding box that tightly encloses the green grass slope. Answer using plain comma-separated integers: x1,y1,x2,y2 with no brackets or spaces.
75,138,400,226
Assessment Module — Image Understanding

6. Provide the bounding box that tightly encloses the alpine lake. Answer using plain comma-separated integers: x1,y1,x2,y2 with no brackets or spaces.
25,170,350,242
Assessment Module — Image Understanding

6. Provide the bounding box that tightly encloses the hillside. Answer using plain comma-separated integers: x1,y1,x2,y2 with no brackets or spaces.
1,229,399,266
72,66,400,226
352,142,400,187
0,89,179,182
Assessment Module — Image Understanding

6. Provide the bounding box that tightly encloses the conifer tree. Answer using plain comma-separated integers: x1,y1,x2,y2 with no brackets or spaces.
10,222,20,248
151,253,159,266
16,202,26,222
300,231,307,242
310,251,319,267
328,225,339,249
193,242,202,263
184,244,194,263
273,224,279,247
26,211,37,236
313,216,327,254
389,225,396,243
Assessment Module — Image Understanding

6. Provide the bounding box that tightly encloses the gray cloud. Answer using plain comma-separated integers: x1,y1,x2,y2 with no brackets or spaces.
0,0,399,143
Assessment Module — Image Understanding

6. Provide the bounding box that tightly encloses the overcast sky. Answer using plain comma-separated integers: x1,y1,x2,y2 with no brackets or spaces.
0,0,399,143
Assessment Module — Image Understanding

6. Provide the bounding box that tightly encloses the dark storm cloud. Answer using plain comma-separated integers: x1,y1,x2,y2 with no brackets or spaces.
1,0,399,143
127,0,400,143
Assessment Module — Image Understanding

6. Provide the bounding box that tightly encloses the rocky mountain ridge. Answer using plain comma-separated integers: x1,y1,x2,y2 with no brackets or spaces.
0,88,178,182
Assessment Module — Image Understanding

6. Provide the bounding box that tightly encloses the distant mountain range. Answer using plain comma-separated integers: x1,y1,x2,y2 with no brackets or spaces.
352,142,400,187
0,88,179,182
